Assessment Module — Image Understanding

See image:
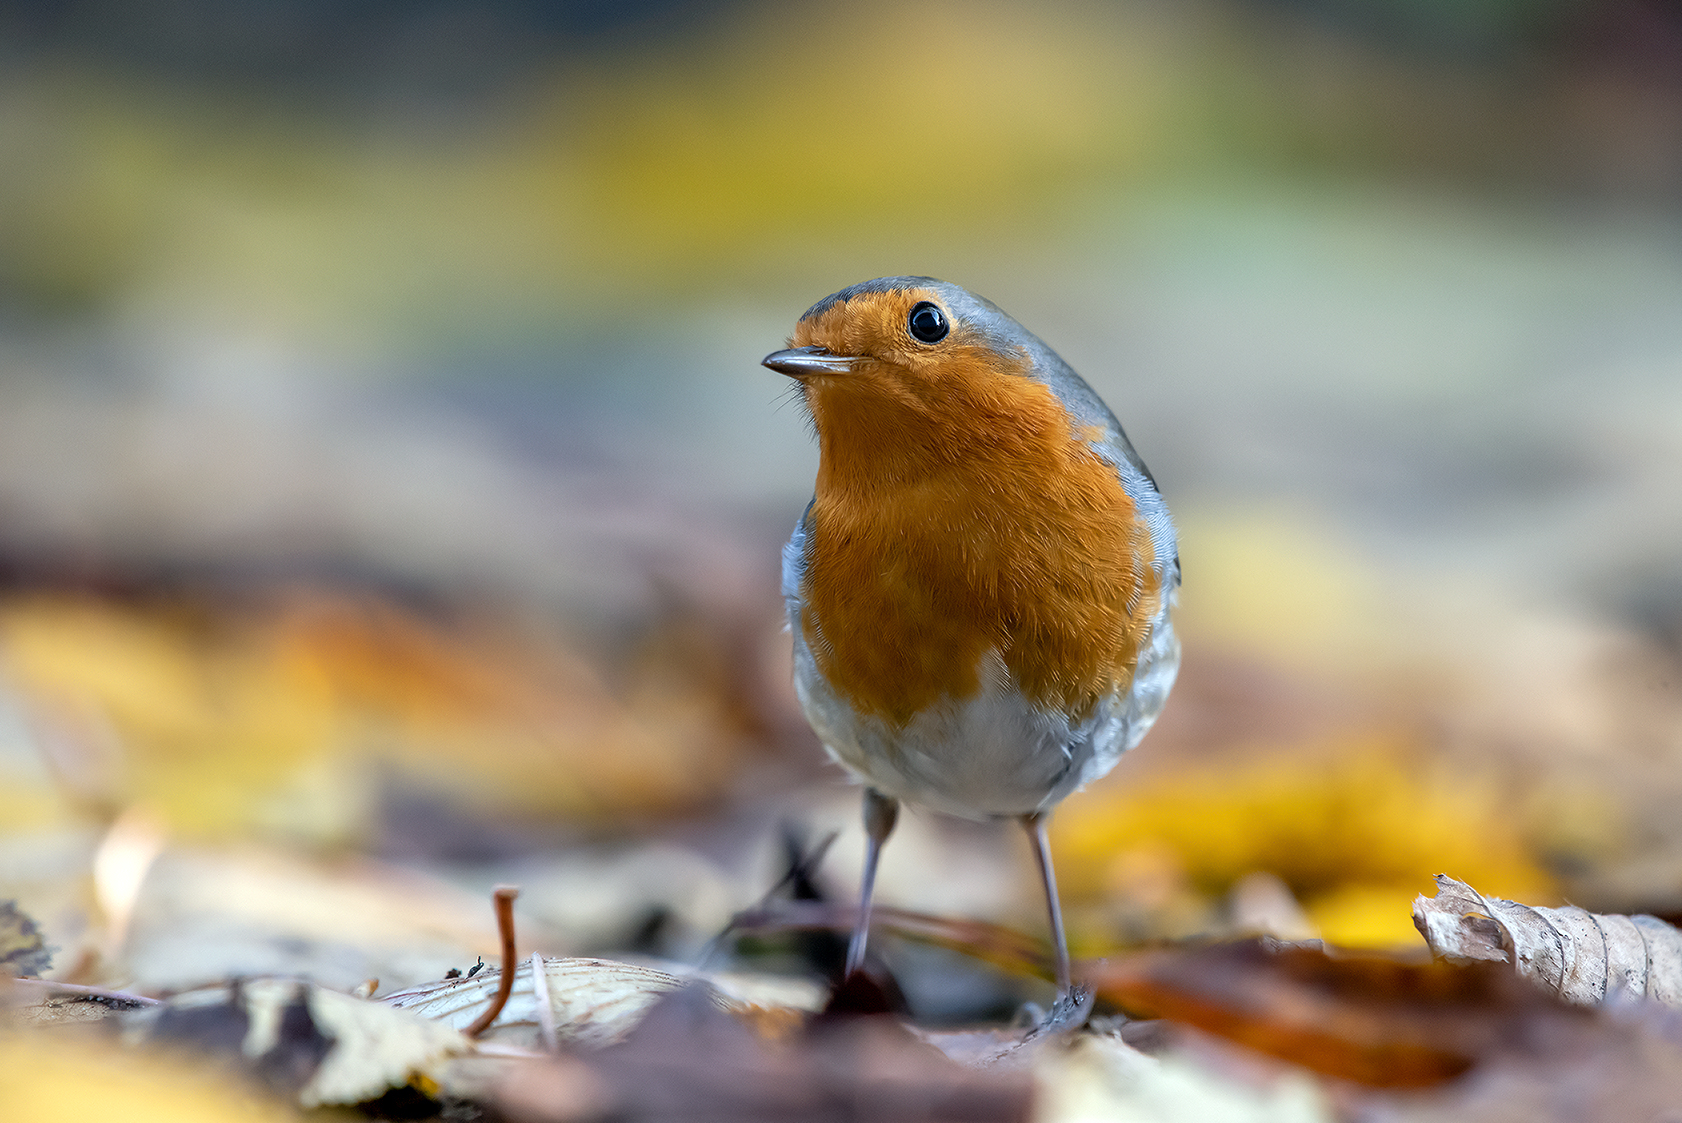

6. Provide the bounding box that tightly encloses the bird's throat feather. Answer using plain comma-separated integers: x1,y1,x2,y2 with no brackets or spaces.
800,363,1159,727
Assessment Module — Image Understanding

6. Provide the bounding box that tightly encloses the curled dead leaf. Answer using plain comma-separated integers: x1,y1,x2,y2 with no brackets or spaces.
125,977,469,1107
1412,875,1682,1007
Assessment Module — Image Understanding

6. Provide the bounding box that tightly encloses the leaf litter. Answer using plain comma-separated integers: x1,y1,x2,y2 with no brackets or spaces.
4,542,1682,1119
0,900,53,978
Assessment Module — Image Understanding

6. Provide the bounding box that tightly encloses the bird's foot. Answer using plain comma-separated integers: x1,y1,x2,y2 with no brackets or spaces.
1018,982,1094,1041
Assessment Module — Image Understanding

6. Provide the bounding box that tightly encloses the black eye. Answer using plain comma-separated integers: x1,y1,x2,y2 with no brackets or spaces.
907,301,949,344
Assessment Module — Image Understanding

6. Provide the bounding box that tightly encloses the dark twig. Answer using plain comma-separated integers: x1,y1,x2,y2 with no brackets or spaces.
464,885,520,1038
728,900,1056,981
697,829,838,969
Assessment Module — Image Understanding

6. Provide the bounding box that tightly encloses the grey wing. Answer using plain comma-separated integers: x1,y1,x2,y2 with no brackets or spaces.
1062,381,1178,589
781,498,815,625
1014,335,1178,587
1096,423,1177,589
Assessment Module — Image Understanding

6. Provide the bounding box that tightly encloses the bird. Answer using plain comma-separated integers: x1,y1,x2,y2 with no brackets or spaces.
763,277,1180,1002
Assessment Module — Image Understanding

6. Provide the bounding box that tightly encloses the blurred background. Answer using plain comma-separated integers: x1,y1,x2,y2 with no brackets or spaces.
2,0,1681,1020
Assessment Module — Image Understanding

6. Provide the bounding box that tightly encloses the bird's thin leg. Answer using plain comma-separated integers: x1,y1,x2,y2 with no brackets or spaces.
845,788,899,978
1023,811,1071,994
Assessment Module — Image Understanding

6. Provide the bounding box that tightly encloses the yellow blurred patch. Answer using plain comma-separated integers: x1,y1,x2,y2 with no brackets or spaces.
0,1031,312,1122
0,596,338,835
546,0,1178,272
1054,737,1556,949
0,0,1195,335
0,591,763,844
1302,883,1433,949
0,782,69,835
1171,510,1399,670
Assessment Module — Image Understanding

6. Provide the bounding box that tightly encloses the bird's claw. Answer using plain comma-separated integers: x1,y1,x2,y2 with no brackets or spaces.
1022,982,1094,1040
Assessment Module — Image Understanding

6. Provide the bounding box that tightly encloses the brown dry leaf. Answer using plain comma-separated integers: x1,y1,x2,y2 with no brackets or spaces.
1412,874,1682,1007
125,977,470,1107
1352,1001,1682,1123
1087,937,1591,1087
496,984,1034,1123
0,900,52,978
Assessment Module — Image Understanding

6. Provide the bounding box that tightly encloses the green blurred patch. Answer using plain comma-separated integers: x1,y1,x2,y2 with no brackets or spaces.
0,4,1181,336
0,0,1574,344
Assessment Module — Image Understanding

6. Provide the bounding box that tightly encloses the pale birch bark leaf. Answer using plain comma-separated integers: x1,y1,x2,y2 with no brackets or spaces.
380,956,797,1048
1412,874,1682,1006
382,957,683,1048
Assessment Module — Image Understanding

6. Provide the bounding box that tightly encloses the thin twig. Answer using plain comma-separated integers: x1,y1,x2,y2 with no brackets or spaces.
697,829,838,969
728,900,1055,980
464,885,520,1038
529,952,557,1052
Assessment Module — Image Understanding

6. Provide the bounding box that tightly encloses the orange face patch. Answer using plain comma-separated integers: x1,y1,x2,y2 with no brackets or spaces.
794,289,938,363
793,291,1160,726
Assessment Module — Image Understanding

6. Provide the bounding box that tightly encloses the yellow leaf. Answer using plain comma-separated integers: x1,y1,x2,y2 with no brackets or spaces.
0,1032,310,1122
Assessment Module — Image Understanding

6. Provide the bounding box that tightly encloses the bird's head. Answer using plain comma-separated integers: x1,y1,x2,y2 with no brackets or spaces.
763,277,1079,485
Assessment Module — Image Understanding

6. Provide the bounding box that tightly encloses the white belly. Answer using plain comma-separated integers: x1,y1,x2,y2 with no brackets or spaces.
790,596,1179,819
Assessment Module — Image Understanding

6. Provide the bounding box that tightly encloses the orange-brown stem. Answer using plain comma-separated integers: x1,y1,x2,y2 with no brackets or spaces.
464,885,521,1038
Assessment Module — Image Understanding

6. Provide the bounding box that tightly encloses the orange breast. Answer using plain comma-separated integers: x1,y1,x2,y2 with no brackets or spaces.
798,357,1160,728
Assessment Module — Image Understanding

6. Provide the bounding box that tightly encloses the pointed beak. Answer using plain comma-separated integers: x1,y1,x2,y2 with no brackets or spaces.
762,346,859,377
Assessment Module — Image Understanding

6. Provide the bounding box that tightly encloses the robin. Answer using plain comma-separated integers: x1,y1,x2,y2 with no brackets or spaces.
764,277,1180,1002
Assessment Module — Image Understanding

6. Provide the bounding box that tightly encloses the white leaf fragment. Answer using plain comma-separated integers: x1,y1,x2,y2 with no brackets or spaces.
382,956,688,1048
